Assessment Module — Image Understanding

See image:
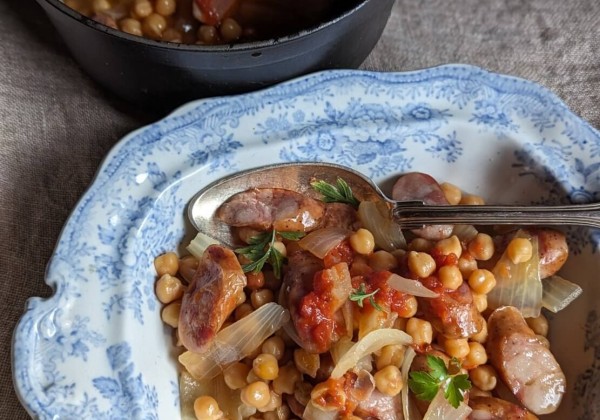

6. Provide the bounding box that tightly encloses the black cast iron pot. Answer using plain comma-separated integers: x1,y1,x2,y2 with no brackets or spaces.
37,0,395,108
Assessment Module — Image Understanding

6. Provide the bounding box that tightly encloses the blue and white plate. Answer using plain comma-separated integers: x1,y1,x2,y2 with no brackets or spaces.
13,64,600,419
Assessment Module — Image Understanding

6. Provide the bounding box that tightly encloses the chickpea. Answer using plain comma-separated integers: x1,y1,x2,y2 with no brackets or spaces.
92,0,111,13
178,255,198,283
440,182,462,205
457,253,478,278
460,194,485,205
464,342,487,369
433,235,462,259
258,390,283,413
235,303,254,320
120,18,143,36
470,321,488,343
273,363,301,395
438,265,463,290
154,252,179,276
220,17,242,42
408,237,433,252
155,273,184,304
376,345,405,370
155,0,176,16
224,362,250,390
468,269,497,295
197,25,219,44
272,241,287,257
368,250,398,271
406,318,433,346
526,314,549,337
162,28,182,43
251,288,274,309
253,353,279,381
506,237,533,264
467,233,495,261
262,336,286,360
399,295,418,318
193,395,223,420
374,365,404,396
241,381,271,409
349,228,375,255
131,0,153,19
161,301,181,327
444,338,470,359
142,13,167,39
472,293,488,313
469,365,497,391
407,251,436,278
470,387,492,398
246,271,265,290
294,348,320,378
237,227,262,244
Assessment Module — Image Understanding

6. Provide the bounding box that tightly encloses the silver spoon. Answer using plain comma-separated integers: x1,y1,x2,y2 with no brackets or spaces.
188,162,600,245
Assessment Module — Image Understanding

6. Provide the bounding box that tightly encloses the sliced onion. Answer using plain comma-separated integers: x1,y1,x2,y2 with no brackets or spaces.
298,227,350,259
186,231,220,259
358,200,407,251
303,401,339,420
542,275,583,313
487,230,543,318
179,303,289,380
451,225,479,242
423,387,472,420
401,347,421,420
331,328,412,379
387,273,440,298
179,371,253,420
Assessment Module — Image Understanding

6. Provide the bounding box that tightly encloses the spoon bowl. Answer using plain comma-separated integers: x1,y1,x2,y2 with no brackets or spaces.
188,162,600,246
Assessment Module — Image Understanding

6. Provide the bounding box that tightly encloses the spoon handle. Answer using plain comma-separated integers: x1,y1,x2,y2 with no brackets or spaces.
392,202,600,229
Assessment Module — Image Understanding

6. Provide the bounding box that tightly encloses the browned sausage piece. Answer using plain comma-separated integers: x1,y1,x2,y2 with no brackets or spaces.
418,278,485,339
468,396,538,420
487,306,566,415
524,228,568,279
355,389,402,420
216,188,325,232
178,245,246,353
319,202,359,230
391,172,453,240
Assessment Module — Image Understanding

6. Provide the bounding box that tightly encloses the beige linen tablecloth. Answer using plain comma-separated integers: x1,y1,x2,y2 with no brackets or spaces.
1,0,599,418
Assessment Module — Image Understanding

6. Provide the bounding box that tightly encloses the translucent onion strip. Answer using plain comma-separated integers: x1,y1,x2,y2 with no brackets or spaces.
487,231,543,318
542,275,583,313
401,347,420,420
387,273,440,298
451,225,478,243
358,200,407,251
298,227,350,259
187,231,220,259
331,328,412,379
179,303,289,380
303,401,338,420
422,387,472,420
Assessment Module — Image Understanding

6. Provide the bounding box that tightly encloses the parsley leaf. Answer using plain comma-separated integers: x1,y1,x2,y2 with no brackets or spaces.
235,230,304,279
407,371,439,401
311,178,359,207
349,283,384,312
408,355,471,409
445,374,472,408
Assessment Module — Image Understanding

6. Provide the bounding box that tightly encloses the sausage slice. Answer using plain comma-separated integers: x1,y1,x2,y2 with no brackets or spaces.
178,245,246,352
487,306,566,415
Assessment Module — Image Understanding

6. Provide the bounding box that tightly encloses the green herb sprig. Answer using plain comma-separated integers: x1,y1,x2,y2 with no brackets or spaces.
408,355,472,408
349,283,384,312
311,177,359,208
235,230,304,279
